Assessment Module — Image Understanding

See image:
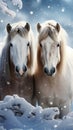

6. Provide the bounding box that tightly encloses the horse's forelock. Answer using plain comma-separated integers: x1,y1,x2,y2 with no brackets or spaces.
38,26,58,44
9,28,28,38
39,27,49,44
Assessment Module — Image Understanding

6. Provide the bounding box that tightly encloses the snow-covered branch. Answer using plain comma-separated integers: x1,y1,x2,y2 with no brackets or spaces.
0,0,23,18
0,95,73,130
11,0,23,9
0,0,16,17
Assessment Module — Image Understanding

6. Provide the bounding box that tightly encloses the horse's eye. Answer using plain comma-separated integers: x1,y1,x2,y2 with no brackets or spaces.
10,43,13,47
57,44,60,47
40,43,42,48
27,42,30,46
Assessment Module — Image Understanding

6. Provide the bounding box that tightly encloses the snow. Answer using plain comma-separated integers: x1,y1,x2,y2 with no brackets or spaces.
30,11,34,15
0,0,16,18
11,0,23,9
37,0,41,4
0,0,23,18
0,95,73,130
61,7,65,12
0,20,3,23
48,5,51,9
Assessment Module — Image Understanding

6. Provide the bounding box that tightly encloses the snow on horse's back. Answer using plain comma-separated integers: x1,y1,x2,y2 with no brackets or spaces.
0,21,34,104
34,20,73,118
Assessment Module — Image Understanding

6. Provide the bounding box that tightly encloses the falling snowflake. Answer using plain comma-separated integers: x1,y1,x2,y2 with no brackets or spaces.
37,0,41,3
38,91,40,94
41,102,44,106
4,108,8,111
64,105,67,109
54,124,58,128
48,5,50,9
7,81,10,85
30,11,34,15
0,19,3,23
16,9,19,12
50,101,53,105
61,7,65,12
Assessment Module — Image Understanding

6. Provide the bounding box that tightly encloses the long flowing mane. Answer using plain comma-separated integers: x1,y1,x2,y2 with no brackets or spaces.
0,35,11,81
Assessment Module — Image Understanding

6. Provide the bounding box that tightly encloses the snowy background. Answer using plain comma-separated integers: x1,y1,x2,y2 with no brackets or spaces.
0,0,73,130
0,0,73,46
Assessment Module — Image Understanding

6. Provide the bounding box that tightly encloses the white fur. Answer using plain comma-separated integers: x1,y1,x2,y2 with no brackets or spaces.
9,21,34,75
10,34,30,71
41,36,60,75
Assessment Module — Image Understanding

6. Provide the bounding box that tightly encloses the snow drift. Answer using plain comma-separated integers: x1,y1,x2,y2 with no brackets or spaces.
0,95,73,130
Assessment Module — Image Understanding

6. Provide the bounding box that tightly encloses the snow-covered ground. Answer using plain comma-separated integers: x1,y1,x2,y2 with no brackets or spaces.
0,95,73,130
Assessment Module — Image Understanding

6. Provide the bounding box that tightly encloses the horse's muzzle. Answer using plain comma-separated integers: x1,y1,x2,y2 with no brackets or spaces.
19,70,24,76
16,65,27,76
44,67,55,76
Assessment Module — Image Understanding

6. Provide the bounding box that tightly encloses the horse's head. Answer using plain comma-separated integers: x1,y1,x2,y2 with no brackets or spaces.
6,21,32,76
37,20,61,76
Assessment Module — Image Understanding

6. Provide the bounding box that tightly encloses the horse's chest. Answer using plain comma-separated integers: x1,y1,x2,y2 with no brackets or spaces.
35,74,71,108
13,76,33,96
0,76,33,103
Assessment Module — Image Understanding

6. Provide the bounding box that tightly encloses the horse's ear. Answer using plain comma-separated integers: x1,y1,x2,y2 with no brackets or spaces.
37,23,41,32
6,23,12,33
25,23,30,31
55,23,60,32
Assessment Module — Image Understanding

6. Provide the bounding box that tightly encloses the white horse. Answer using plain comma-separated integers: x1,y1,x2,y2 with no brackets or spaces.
0,21,34,104
34,20,73,118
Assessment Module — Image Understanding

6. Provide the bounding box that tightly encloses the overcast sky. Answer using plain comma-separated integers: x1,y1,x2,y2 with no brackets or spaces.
0,0,73,46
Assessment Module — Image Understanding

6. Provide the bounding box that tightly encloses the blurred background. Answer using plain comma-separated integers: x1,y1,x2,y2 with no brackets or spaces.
0,0,73,47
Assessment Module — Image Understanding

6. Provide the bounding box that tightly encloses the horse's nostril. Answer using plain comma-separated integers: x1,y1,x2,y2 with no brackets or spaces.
44,67,49,74
23,65,27,72
50,67,55,75
16,66,20,73
52,67,55,73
